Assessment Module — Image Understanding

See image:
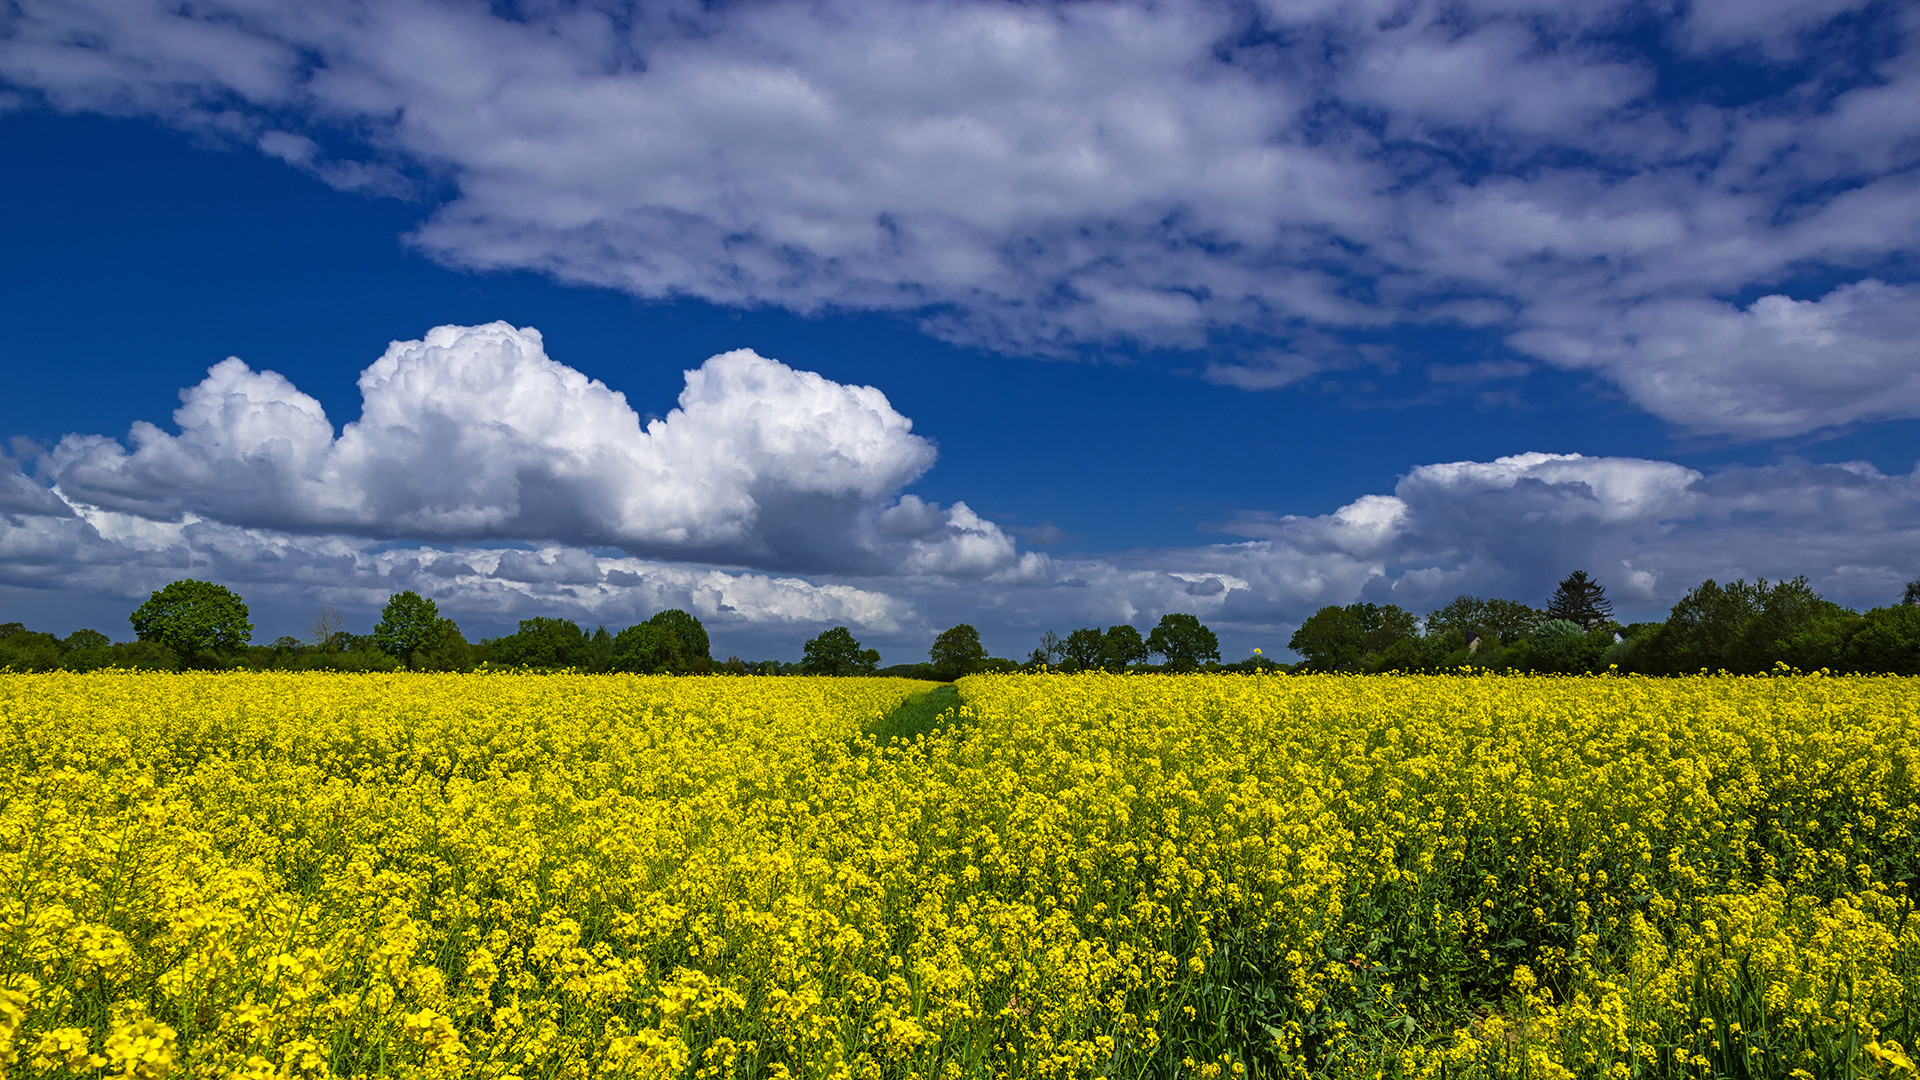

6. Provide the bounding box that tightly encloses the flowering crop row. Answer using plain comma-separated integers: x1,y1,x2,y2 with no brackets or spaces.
1,670,1915,1079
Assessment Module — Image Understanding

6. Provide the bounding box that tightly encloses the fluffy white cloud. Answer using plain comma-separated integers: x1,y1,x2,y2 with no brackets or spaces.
908,451,1920,656
0,475,910,638
46,323,1011,574
5,0,1919,436
1511,280,1920,437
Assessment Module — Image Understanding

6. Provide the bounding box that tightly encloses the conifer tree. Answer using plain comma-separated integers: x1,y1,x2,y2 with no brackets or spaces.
1546,570,1614,630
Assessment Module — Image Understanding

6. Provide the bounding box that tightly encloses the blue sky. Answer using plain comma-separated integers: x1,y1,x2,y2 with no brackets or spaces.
2,0,1917,663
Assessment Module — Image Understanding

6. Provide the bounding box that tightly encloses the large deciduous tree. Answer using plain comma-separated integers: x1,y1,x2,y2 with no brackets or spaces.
644,609,711,671
372,590,443,666
1425,595,1542,644
129,579,252,664
493,617,591,669
608,609,711,674
801,626,880,676
929,623,986,681
1147,613,1219,671
1098,624,1147,672
1288,603,1417,671
1060,628,1104,670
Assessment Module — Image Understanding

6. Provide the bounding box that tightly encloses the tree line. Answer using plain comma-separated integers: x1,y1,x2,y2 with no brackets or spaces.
0,581,724,675
4,570,1917,676
1286,570,1920,676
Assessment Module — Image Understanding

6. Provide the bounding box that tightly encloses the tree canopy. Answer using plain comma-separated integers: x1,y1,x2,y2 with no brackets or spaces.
608,609,712,674
801,626,880,676
1287,603,1417,671
1097,625,1147,672
643,609,711,671
929,623,986,681
129,579,252,663
372,591,443,665
1546,570,1614,630
1060,627,1104,670
1147,613,1220,671
1425,595,1542,644
492,617,591,669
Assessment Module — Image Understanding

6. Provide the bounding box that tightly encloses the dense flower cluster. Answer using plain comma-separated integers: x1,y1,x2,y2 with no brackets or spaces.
0,670,1914,1078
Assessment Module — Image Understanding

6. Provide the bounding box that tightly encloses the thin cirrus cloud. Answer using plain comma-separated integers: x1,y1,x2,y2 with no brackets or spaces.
3,0,1918,438
45,322,1018,577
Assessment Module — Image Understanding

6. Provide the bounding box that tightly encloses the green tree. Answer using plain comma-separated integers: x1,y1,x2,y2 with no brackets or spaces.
1060,628,1104,670
129,579,252,664
929,623,987,681
108,640,180,671
1637,577,1858,675
492,617,590,669
1147,613,1220,671
587,626,614,673
801,626,880,676
1288,602,1417,671
0,624,62,672
1842,605,1920,675
1289,606,1364,671
643,609,711,672
1668,579,1758,672
1426,596,1542,645
1098,624,1147,671
1520,620,1611,674
1905,578,1920,607
60,628,116,672
610,623,676,673
608,610,711,674
63,628,111,651
372,591,443,666
1729,576,1858,673
1545,571,1614,630
412,618,474,672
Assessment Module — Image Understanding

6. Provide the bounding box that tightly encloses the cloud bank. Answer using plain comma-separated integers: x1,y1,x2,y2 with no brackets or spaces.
10,359,1917,657
4,0,1918,438
47,322,1012,575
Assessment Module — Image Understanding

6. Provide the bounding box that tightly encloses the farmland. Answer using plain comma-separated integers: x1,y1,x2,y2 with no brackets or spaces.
1,671,1916,1078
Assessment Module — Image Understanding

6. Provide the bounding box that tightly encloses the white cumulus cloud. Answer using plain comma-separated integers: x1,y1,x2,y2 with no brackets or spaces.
46,322,1010,575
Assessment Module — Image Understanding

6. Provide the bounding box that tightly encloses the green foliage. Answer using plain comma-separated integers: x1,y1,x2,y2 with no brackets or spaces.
798,626,881,676
109,640,181,671
1288,603,1418,671
1522,622,1612,674
642,609,711,671
412,618,475,672
491,617,590,669
0,624,63,672
1096,624,1147,672
610,610,713,674
1147,613,1220,671
1545,569,1613,629
1632,576,1861,675
929,623,987,681
1426,596,1543,644
371,591,443,664
587,626,614,673
1060,627,1104,670
59,629,117,672
128,579,252,664
1842,604,1920,675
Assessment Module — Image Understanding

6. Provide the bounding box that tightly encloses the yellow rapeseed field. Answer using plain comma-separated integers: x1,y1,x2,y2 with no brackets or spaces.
1,670,1915,1079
